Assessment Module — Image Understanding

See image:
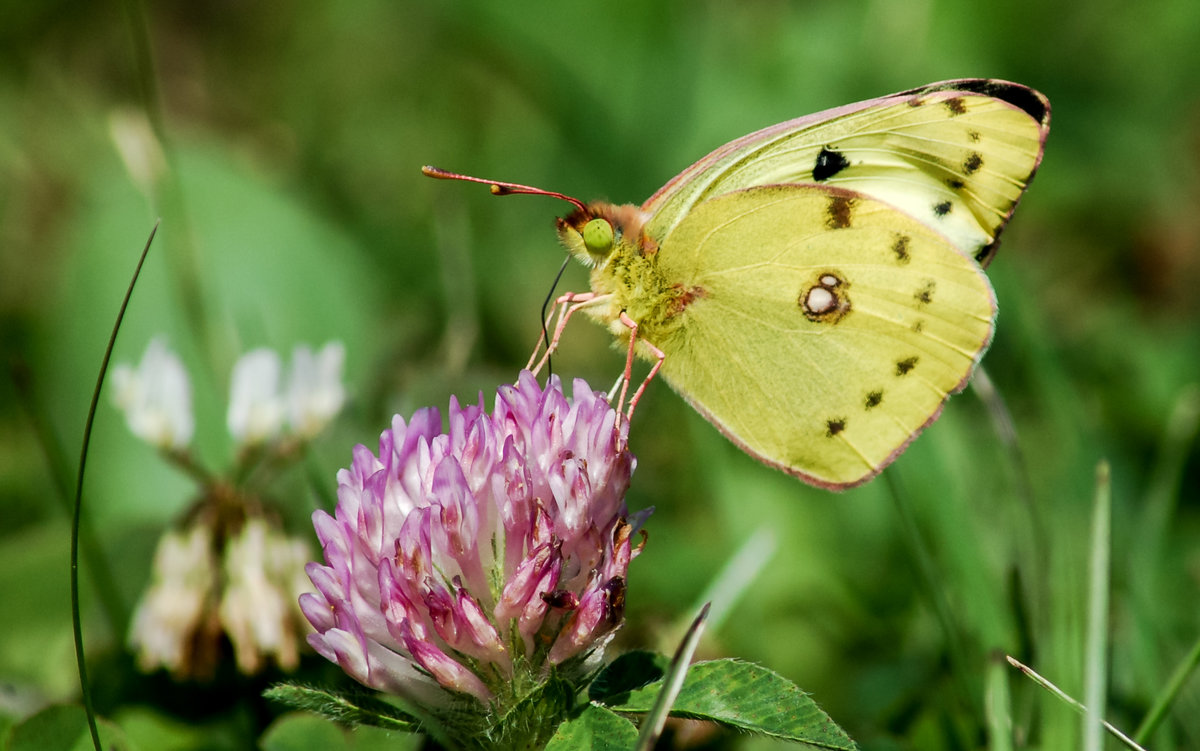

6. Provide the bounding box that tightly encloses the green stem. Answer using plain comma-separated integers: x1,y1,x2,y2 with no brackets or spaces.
635,603,710,751
1082,461,1111,751
972,367,1049,622
72,222,159,751
884,471,980,720
985,651,1014,751
1133,630,1200,744
1007,656,1145,751
162,446,219,487
303,448,338,513
119,0,223,386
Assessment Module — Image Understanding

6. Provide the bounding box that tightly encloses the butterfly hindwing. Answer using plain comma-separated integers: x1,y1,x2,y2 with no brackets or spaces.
642,79,1050,267
644,184,995,489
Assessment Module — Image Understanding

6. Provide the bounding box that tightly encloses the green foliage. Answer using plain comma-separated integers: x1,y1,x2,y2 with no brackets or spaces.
6,705,130,751
545,706,638,751
267,654,861,749
588,651,669,703
262,684,422,733
604,660,857,749
258,712,418,751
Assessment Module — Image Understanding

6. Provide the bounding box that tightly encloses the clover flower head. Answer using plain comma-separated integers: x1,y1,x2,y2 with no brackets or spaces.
301,371,641,709
111,337,193,450
128,523,215,674
228,342,348,447
287,341,346,439
227,348,286,447
220,517,314,673
116,337,348,679
128,510,314,679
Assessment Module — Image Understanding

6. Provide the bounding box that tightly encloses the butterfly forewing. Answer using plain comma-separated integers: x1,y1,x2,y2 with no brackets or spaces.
645,185,995,489
642,79,1050,267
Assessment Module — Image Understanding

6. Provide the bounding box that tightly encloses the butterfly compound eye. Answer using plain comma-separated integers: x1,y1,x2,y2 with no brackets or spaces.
582,218,614,255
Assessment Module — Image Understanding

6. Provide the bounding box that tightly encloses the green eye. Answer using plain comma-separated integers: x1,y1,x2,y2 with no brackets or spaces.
582,218,614,254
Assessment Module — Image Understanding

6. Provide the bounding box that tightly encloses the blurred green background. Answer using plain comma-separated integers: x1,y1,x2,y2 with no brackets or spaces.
2,1,1199,749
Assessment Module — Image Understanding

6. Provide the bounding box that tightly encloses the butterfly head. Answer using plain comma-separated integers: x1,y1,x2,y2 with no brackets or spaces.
421,166,655,269
557,202,650,268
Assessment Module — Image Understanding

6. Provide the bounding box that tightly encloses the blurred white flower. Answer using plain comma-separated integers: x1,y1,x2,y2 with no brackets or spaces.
287,341,346,439
128,524,216,675
117,338,349,680
219,518,312,673
108,108,166,197
227,348,285,447
111,338,194,450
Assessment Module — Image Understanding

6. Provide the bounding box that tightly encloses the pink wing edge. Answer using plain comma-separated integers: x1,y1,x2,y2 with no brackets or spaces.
640,78,1051,220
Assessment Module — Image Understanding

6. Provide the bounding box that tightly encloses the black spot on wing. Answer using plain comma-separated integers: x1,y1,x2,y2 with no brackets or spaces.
826,195,854,229
892,235,911,264
967,130,981,143
944,97,967,115
896,356,919,376
946,178,964,190
914,280,936,305
946,79,1050,125
933,200,952,217
865,391,883,409
826,418,846,437
963,152,984,175
813,147,850,181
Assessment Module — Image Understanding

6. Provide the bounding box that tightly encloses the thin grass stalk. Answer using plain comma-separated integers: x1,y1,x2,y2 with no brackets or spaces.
1133,631,1200,744
986,650,1015,751
72,223,159,751
635,603,710,751
885,471,980,718
1008,656,1145,751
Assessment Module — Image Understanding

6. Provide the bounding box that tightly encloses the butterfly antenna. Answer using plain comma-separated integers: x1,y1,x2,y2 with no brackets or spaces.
540,255,572,378
422,165,589,214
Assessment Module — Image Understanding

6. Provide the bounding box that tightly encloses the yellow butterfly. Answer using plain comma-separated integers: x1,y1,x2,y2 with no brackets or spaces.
426,79,1050,489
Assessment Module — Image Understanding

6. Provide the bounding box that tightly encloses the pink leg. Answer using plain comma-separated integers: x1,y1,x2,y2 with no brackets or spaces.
526,292,603,375
616,312,664,426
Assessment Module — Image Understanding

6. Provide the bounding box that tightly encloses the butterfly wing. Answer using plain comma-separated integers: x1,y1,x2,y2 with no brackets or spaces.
645,184,995,489
642,79,1050,267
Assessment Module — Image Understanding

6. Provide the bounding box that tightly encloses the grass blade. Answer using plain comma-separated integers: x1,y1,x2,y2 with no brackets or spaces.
1133,631,1200,744
634,602,710,751
1083,461,1112,751
1006,656,1145,751
71,221,159,751
985,650,1014,751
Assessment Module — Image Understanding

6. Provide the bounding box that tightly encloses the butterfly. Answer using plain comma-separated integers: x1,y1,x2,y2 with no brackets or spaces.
425,79,1050,489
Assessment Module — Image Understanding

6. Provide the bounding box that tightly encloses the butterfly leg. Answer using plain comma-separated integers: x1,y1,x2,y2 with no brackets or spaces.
616,311,664,427
526,292,601,374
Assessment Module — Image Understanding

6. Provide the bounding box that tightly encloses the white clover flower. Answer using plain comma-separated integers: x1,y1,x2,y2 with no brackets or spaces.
111,338,194,450
118,338,350,680
219,518,312,674
287,341,346,439
128,524,216,675
227,348,286,447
